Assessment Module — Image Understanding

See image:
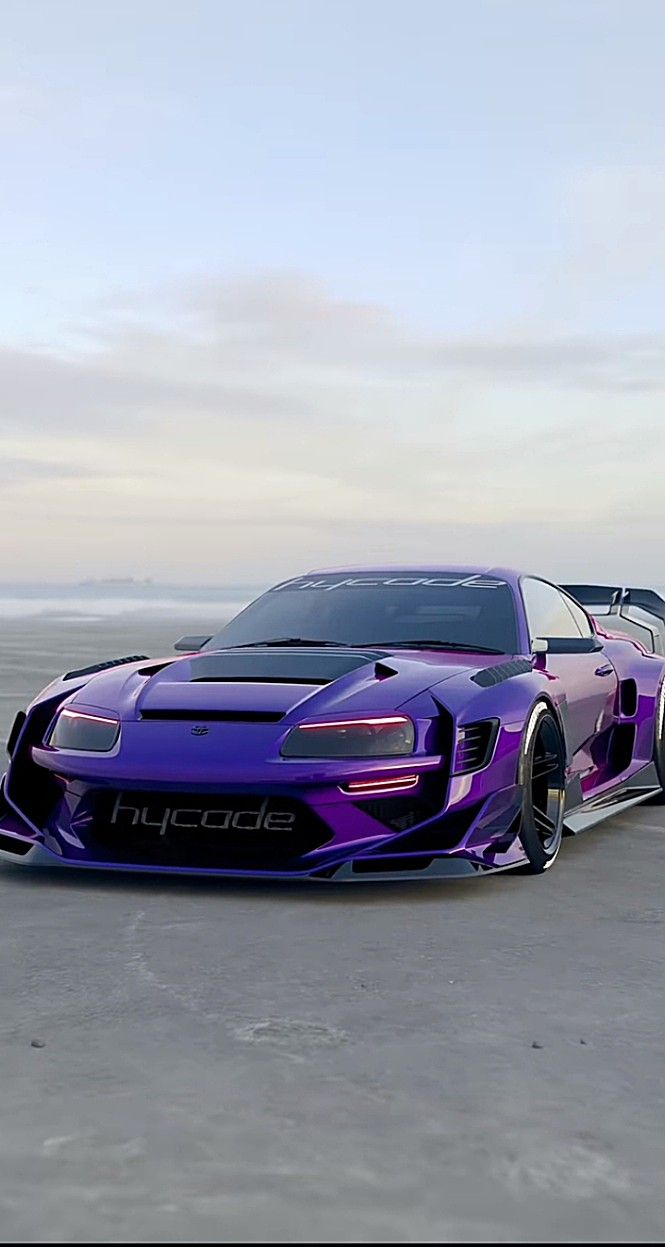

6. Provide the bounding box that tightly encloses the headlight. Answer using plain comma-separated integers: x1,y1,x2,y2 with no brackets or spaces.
281,715,415,759
48,708,121,752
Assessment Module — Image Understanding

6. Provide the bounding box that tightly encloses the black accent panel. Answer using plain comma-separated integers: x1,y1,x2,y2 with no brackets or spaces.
619,679,638,718
431,698,455,770
455,719,499,773
359,800,484,856
471,659,532,687
541,636,602,654
64,655,149,681
83,790,333,870
6,711,26,759
354,794,438,832
173,635,212,652
137,662,174,678
563,585,665,625
0,832,33,856
140,709,284,723
352,855,435,874
5,700,63,827
353,762,449,833
564,774,584,812
608,724,636,775
189,649,385,686
194,676,330,686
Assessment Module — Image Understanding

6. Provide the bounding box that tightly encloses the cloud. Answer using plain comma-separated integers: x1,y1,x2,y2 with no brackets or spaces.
0,271,663,582
3,273,665,446
0,457,104,484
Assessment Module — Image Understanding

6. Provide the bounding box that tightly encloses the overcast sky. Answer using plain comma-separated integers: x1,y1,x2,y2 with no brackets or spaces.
1,0,664,584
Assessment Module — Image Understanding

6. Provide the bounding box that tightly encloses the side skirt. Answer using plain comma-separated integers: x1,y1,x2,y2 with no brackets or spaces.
564,762,661,834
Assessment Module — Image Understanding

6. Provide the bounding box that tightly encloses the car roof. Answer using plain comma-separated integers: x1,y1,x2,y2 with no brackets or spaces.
304,564,523,584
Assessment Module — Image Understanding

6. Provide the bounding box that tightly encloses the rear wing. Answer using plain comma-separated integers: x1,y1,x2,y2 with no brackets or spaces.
561,584,665,655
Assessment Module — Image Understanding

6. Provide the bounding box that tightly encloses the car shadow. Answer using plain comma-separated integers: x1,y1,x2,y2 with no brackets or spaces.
0,857,506,906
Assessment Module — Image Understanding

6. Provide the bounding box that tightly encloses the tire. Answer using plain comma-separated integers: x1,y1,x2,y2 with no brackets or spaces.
516,702,566,874
648,679,665,804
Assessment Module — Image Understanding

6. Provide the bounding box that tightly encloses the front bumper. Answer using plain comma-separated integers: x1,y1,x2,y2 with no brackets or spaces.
0,765,527,880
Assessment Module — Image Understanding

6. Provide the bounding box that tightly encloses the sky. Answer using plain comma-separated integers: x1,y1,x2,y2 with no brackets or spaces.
1,0,664,585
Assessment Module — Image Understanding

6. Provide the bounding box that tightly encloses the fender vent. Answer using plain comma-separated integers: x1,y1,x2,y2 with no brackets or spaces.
64,655,149,681
609,723,636,775
471,659,532,687
619,679,638,718
454,719,499,773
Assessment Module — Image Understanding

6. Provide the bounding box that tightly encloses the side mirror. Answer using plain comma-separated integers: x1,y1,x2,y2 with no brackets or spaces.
534,635,603,655
173,634,212,653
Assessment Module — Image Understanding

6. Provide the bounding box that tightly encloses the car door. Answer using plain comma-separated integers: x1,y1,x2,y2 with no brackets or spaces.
521,578,618,778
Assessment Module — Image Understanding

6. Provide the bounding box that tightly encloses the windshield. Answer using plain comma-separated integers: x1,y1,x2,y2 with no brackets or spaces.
205,572,519,654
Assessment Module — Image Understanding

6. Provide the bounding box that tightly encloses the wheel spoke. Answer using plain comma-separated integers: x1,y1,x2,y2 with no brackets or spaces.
532,751,559,780
521,713,566,867
533,808,556,836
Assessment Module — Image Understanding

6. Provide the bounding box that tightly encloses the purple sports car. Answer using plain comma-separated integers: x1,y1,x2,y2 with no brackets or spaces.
2,567,665,881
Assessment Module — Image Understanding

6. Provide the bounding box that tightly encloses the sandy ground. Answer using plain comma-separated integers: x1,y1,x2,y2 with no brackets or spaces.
1,616,665,1243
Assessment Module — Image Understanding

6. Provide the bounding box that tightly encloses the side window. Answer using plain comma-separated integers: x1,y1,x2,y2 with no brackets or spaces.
562,594,594,638
521,578,584,640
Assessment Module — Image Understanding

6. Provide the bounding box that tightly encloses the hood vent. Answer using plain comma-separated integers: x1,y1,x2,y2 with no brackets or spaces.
64,654,149,681
374,660,397,680
471,659,532,688
187,649,387,686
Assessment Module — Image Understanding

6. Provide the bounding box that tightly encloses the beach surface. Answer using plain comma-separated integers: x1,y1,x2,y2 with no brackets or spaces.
1,614,665,1243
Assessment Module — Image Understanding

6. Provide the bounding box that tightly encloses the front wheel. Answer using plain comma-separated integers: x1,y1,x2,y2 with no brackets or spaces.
517,702,566,874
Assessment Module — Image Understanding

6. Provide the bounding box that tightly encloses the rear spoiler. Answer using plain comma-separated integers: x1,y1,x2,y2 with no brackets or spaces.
561,584,665,655
562,585,665,625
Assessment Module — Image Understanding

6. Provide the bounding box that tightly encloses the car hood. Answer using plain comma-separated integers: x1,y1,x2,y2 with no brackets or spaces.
65,645,501,722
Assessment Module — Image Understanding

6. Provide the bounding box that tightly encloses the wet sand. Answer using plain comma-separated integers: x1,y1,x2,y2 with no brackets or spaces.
1,615,665,1242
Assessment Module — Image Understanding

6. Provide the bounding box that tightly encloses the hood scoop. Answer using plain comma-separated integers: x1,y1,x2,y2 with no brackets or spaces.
186,648,388,686
140,708,285,723
134,648,392,723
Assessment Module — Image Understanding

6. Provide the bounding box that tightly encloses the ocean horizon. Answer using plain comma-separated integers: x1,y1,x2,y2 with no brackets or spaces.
0,580,264,621
1,578,664,623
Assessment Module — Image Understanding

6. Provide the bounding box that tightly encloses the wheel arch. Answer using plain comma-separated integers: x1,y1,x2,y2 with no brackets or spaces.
515,694,569,783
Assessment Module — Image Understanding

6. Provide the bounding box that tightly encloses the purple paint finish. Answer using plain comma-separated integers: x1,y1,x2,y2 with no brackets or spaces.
1,564,664,880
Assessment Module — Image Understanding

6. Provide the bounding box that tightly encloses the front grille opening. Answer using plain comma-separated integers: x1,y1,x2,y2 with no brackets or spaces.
353,795,435,832
352,855,434,874
454,719,499,773
0,832,33,856
140,709,284,723
365,800,485,855
352,769,448,832
83,790,333,870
